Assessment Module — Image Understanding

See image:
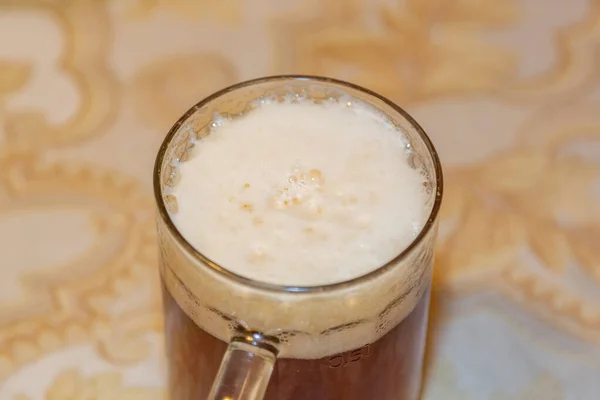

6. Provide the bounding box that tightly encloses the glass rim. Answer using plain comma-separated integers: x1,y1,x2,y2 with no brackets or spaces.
153,74,444,294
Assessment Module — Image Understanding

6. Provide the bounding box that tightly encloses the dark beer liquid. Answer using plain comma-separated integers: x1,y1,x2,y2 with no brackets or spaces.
162,280,430,400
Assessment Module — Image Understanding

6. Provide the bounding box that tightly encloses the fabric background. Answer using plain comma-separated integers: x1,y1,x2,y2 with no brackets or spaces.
0,0,599,398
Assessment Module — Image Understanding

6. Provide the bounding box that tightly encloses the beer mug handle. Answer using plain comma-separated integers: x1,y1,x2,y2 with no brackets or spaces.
208,332,279,400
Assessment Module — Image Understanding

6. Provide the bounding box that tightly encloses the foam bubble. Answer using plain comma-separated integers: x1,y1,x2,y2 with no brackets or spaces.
169,98,428,286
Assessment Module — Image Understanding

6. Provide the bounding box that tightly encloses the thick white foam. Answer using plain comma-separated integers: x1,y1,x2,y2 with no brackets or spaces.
160,96,437,359
169,99,427,286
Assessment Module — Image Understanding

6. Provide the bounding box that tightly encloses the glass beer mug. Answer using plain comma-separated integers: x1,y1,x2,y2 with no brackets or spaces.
153,76,443,400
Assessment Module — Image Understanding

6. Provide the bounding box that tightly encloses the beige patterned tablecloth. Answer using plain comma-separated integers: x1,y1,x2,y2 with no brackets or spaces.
0,0,599,399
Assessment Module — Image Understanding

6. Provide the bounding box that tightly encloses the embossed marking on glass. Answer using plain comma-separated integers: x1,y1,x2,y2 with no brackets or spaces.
153,75,443,400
